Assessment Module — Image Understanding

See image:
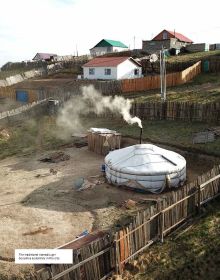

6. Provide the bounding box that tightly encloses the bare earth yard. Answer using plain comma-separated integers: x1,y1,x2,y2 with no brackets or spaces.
0,143,217,256
0,145,157,278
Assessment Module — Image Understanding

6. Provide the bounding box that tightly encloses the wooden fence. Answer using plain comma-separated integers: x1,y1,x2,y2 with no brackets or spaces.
141,60,195,74
0,86,16,99
0,99,48,127
203,56,220,73
35,165,220,280
131,101,220,122
121,61,201,93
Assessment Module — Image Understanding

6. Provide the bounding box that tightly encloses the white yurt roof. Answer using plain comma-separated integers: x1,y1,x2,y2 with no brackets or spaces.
105,144,185,175
105,144,186,193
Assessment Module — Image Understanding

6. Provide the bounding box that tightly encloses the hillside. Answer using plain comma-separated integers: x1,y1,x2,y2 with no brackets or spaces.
167,50,220,63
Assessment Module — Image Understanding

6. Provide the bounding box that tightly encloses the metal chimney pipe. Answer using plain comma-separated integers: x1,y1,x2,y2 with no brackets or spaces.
139,128,143,144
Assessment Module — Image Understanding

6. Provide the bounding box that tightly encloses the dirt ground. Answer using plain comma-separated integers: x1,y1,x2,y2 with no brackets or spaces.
0,146,150,259
0,141,218,278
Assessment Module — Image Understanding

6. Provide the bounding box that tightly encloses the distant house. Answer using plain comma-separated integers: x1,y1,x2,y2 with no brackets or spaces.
90,39,128,57
142,29,193,54
82,57,142,80
32,53,57,61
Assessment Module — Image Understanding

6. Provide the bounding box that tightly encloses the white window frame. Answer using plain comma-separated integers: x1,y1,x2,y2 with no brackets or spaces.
104,68,111,75
134,69,139,75
89,68,95,75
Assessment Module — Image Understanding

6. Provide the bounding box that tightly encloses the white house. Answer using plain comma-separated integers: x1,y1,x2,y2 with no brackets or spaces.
82,57,142,80
90,39,128,57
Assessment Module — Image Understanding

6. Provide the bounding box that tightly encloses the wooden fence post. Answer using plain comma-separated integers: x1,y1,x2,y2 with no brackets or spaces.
197,184,201,214
115,234,122,275
160,211,164,243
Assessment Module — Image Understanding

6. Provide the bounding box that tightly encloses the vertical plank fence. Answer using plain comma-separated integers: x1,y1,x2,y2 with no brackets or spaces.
121,61,201,93
35,165,220,280
131,101,220,122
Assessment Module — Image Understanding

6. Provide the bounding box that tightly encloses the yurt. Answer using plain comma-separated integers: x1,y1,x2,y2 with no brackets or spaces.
105,144,186,193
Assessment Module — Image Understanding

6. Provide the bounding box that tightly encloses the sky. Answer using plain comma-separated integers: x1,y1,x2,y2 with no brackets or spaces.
0,0,220,67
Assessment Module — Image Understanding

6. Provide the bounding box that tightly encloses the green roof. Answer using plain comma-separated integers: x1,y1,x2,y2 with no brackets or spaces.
93,39,128,48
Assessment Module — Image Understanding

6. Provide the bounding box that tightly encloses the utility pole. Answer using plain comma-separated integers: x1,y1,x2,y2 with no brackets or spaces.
76,44,78,57
160,48,166,101
133,36,135,50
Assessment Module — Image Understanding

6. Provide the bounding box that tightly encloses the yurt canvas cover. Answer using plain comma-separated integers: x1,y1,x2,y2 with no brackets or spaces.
105,144,186,193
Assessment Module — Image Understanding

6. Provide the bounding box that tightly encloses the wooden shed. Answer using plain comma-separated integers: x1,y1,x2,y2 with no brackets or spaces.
88,128,121,155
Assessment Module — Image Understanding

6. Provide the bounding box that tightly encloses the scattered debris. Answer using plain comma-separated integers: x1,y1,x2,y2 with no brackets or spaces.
77,179,96,191
35,169,57,178
72,133,88,148
0,129,10,140
59,143,75,149
74,176,105,191
35,173,50,178
22,226,53,236
39,152,70,163
74,141,88,148
121,199,137,209
76,230,89,238
59,139,88,149
50,168,57,175
208,126,220,137
192,131,215,144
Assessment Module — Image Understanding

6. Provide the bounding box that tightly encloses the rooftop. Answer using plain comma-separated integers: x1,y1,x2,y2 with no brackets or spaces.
33,53,57,60
152,30,193,43
92,39,128,49
83,57,141,67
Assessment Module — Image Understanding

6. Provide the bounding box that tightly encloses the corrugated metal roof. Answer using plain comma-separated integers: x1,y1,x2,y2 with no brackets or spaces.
92,39,128,49
83,57,141,67
152,30,193,43
83,57,129,67
168,30,193,43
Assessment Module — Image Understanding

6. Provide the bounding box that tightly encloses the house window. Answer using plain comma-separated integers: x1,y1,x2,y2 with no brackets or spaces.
163,31,168,39
89,68,95,75
104,68,111,75
134,69,139,75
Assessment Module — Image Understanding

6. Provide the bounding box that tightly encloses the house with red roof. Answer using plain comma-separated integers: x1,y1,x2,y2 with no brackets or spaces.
142,29,193,54
82,57,142,80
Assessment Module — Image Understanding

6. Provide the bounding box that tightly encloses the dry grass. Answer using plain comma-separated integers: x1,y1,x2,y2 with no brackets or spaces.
1,116,220,159
167,50,220,63
121,198,220,280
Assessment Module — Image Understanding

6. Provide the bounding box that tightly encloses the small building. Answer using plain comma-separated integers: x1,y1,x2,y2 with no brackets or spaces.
32,53,57,61
82,57,142,80
142,29,193,54
90,39,128,57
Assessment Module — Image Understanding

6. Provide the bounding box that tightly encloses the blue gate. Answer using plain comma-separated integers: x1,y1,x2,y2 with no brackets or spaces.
16,90,28,102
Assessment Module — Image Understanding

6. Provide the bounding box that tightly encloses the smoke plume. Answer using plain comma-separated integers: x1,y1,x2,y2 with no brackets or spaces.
56,85,142,137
